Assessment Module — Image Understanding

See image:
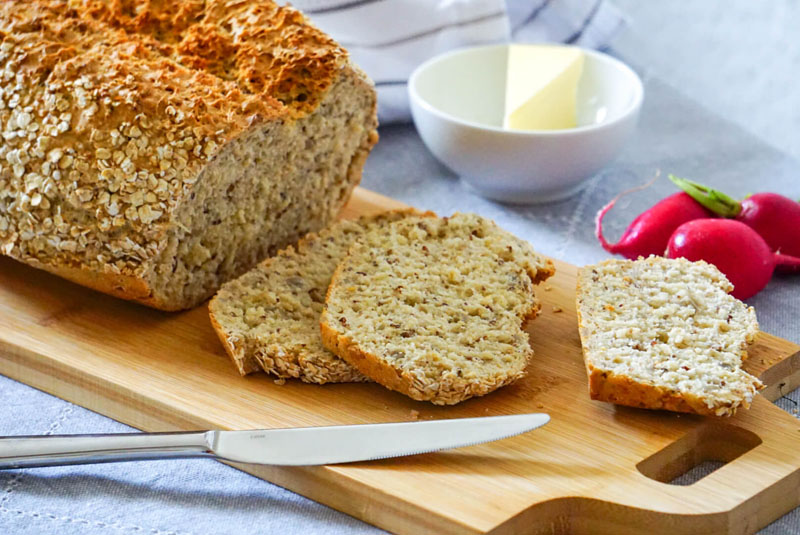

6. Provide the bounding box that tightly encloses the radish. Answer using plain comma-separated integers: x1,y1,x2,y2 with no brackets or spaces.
596,189,711,260
670,175,800,271
666,219,800,299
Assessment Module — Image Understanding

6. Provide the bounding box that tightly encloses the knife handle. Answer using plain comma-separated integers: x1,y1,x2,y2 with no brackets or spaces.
0,431,216,469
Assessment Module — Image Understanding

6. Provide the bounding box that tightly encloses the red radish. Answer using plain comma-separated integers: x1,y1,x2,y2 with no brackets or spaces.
667,219,800,299
670,175,800,271
596,190,711,260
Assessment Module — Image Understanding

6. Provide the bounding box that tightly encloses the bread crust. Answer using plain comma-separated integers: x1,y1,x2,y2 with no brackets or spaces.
22,254,155,304
319,311,528,405
0,0,376,311
585,365,722,416
319,316,425,396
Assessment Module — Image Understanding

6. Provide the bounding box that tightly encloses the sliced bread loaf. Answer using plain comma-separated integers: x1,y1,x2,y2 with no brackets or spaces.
320,213,555,405
209,211,421,380
576,256,761,416
0,0,377,310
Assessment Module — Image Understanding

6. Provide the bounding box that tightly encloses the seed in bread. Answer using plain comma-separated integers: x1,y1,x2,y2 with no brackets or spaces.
576,256,762,416
0,0,377,310
320,213,555,405
209,211,423,379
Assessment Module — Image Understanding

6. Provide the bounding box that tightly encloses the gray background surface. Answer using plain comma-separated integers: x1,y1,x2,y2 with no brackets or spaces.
614,0,800,161
2,3,800,534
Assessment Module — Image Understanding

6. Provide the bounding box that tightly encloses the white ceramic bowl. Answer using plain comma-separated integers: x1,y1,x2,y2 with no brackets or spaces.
408,44,643,204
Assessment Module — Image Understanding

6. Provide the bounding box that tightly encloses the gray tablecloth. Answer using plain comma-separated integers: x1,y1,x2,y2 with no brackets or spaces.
1,75,798,534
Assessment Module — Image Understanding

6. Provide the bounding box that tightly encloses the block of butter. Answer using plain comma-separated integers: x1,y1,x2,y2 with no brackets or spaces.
503,45,585,131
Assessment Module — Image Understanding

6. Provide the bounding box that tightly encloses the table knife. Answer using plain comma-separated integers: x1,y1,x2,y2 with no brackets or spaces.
0,413,549,469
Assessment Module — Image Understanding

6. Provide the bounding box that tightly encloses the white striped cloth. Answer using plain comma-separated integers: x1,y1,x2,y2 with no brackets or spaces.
286,0,628,123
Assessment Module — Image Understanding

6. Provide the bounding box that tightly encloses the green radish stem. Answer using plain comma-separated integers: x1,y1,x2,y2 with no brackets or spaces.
668,175,742,217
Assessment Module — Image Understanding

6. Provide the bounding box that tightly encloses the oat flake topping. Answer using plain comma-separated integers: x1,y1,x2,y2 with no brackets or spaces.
0,0,346,276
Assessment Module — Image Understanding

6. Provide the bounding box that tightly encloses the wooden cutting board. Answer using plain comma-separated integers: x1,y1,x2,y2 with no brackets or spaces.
1,187,799,535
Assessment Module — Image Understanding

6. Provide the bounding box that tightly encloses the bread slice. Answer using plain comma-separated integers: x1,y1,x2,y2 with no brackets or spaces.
320,213,555,405
576,256,761,416
209,211,422,380
0,0,377,310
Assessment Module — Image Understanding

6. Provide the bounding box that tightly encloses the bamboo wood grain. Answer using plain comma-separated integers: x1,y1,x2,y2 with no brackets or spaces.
0,187,799,535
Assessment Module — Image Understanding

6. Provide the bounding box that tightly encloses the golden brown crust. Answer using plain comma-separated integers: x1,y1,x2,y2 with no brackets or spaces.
0,0,373,310
586,365,719,416
22,254,154,302
50,0,346,118
319,318,415,394
320,315,528,405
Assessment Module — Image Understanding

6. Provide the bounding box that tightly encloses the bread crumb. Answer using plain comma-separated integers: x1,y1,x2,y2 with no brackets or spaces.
544,285,553,291
409,409,420,420
536,402,544,409
273,378,286,386
552,306,563,313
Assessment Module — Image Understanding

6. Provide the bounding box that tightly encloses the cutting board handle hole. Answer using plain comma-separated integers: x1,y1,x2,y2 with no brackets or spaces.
636,423,762,485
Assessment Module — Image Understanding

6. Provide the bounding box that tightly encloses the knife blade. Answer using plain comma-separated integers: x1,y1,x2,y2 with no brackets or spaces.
212,413,551,465
0,413,549,469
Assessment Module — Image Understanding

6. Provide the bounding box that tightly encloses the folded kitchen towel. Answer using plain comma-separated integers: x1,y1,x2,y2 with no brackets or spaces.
288,0,627,123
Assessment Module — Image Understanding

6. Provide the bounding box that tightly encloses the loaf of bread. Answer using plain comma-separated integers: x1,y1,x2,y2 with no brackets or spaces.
320,213,555,405
576,256,762,416
0,0,377,310
209,210,423,380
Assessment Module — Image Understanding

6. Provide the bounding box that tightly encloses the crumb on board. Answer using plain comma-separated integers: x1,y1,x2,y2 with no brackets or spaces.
273,378,286,386
536,402,544,409
552,306,563,313
410,409,420,420
544,285,552,291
